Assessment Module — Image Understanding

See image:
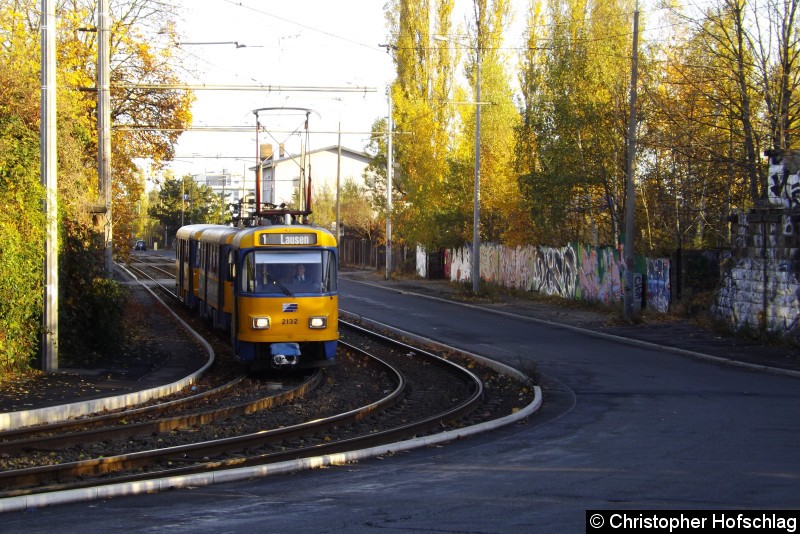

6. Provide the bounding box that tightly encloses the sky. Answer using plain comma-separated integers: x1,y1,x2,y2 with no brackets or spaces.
164,0,398,178
161,0,549,179
162,0,666,180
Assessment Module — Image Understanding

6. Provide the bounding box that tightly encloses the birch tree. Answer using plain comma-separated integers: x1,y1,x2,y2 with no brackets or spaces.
385,0,459,250
517,0,636,246
456,0,522,245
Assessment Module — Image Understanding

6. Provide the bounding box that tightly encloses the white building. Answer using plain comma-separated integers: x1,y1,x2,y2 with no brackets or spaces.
191,168,252,207
256,145,372,207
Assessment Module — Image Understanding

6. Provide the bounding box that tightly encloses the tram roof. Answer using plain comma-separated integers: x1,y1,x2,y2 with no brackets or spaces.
232,224,337,248
196,225,240,245
175,224,219,240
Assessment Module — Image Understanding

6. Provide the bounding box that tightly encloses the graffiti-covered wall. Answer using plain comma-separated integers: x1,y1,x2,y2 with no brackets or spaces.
647,259,671,313
711,150,800,337
446,242,671,311
767,150,800,208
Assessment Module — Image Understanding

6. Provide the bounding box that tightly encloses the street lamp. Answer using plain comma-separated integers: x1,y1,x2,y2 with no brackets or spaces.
434,34,481,293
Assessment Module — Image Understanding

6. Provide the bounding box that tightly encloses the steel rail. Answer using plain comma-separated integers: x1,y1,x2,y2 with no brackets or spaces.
0,341,405,496
0,261,484,497
0,372,316,456
86,326,485,483
0,375,245,445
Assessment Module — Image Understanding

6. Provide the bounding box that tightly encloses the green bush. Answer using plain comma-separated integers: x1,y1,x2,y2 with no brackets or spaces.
0,115,45,374
0,213,44,373
59,220,129,362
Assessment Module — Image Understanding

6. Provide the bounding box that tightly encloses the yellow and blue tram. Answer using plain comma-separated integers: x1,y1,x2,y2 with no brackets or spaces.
176,222,338,370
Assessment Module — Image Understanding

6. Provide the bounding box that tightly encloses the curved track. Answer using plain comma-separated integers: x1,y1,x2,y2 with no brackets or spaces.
0,325,483,497
0,255,537,506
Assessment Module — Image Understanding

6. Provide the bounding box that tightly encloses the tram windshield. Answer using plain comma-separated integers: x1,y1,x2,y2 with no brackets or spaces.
241,250,337,295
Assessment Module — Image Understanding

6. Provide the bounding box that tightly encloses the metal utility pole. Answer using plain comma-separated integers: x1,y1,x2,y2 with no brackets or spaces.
181,177,185,227
40,0,58,371
386,89,393,280
472,31,482,294
623,5,640,321
98,0,113,274
431,32,482,291
336,124,341,243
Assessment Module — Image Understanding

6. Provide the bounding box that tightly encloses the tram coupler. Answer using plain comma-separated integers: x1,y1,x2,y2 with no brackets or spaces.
271,343,301,366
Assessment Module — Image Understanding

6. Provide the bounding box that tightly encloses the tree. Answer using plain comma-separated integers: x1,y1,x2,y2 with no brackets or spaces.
751,0,800,155
660,0,766,204
149,175,220,242
386,0,459,250
454,0,522,245
60,0,194,256
634,0,784,253
517,0,639,246
309,183,336,230
639,19,740,252
513,0,546,244
340,179,382,240
0,3,45,371
371,0,800,261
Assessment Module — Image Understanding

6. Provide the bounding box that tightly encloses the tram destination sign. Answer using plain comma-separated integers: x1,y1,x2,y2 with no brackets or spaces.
259,233,318,246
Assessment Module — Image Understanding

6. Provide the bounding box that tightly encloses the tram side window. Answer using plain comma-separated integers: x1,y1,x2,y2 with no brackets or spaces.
321,250,337,292
242,253,255,293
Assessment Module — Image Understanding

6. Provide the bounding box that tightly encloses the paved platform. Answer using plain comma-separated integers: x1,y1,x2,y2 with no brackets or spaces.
0,271,212,428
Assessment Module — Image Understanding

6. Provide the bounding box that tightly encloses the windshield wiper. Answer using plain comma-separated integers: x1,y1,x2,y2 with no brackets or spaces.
267,274,293,296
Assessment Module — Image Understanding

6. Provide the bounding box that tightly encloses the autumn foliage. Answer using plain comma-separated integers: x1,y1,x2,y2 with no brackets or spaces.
0,1,192,375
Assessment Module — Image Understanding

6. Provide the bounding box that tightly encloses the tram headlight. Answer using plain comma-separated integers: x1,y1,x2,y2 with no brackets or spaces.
308,316,327,329
251,316,271,330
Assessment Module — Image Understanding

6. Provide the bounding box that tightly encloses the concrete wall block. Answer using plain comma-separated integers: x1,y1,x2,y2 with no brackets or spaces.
714,199,800,337
767,317,785,332
746,290,763,304
783,214,795,236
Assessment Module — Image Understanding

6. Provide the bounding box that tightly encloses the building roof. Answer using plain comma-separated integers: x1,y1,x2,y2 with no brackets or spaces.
251,145,371,171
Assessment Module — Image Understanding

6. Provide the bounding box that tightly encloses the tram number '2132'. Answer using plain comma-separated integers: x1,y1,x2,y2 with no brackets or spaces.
259,233,318,246
281,318,298,325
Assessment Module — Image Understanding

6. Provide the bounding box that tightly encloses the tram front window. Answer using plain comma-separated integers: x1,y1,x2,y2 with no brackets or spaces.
242,250,336,294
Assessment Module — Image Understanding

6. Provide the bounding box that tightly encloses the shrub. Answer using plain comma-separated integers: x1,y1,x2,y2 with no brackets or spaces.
59,220,129,362
0,114,45,374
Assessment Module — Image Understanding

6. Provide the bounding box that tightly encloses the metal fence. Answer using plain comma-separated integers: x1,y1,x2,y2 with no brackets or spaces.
338,237,416,274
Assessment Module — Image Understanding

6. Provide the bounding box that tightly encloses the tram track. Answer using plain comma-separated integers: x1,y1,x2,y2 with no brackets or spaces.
0,373,309,456
0,254,537,502
0,327,482,498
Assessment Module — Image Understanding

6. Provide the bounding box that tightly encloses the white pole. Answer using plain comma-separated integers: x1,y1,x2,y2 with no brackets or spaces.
336,123,341,243
472,34,481,293
386,89,393,279
40,0,58,371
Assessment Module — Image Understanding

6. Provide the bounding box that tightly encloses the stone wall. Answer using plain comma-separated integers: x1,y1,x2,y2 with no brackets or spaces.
711,151,800,337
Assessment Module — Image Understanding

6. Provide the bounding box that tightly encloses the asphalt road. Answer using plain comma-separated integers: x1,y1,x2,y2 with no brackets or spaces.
6,276,800,533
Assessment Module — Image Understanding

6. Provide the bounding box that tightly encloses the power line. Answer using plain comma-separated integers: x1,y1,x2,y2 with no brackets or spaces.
115,126,396,135
115,83,376,92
